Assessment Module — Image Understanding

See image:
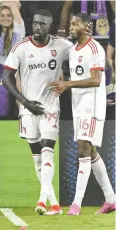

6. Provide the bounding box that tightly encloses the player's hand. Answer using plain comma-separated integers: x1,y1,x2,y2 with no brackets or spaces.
24,100,44,115
47,81,68,95
85,22,93,36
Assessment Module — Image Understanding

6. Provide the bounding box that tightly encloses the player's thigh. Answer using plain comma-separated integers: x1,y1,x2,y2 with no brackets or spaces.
73,117,104,147
39,109,60,141
19,114,41,139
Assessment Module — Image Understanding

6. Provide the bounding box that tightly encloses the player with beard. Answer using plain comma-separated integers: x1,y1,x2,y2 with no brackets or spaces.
2,9,73,215
48,13,116,215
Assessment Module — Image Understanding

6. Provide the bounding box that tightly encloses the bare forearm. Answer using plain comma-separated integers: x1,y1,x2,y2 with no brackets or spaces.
59,1,73,30
10,5,22,24
66,78,100,89
3,72,27,105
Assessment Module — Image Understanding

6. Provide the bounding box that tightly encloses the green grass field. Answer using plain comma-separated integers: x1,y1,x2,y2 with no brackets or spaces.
0,121,115,230
0,207,115,230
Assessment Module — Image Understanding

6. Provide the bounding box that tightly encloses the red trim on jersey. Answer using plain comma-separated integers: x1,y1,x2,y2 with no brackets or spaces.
89,118,96,137
90,67,105,71
88,42,94,54
90,40,98,53
3,65,17,70
75,37,92,51
88,40,98,54
11,38,29,53
29,36,50,48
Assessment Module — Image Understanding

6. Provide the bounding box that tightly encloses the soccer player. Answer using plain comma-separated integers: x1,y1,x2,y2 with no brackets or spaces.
48,13,116,215
2,9,73,215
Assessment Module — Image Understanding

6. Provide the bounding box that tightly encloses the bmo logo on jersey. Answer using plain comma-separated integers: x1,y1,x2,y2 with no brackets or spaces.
48,59,57,70
29,63,46,69
75,65,84,76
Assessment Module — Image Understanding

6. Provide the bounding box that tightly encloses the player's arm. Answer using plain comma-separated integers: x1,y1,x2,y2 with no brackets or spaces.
15,70,21,93
48,46,105,93
3,69,44,115
58,0,73,37
47,70,102,94
64,69,102,88
3,45,44,115
3,68,26,104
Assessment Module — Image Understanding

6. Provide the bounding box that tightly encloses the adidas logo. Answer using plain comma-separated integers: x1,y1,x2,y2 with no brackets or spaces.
53,124,57,128
44,162,52,167
79,170,84,174
82,132,87,136
28,54,34,58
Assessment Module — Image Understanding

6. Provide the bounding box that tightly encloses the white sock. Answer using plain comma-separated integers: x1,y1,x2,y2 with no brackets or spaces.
73,157,91,208
91,154,115,204
33,154,58,205
38,147,55,205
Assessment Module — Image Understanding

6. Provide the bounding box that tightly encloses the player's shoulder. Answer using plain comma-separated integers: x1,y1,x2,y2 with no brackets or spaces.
51,35,73,47
11,37,30,53
87,38,105,55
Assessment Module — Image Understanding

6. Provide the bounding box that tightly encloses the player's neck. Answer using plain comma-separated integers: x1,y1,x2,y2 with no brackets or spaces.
77,35,90,47
32,35,50,46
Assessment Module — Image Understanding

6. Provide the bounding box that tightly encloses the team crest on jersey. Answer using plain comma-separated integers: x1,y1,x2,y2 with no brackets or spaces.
51,50,57,57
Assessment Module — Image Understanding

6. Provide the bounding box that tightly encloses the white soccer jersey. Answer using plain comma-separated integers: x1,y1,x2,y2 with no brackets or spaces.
4,36,72,115
69,37,106,120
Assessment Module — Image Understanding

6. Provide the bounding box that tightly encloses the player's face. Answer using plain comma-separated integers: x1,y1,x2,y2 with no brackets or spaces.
69,16,85,39
0,8,13,28
32,14,51,40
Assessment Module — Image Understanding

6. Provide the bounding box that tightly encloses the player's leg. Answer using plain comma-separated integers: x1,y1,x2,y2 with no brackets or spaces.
28,140,59,208
29,139,60,215
28,140,42,182
91,146,116,214
19,114,59,214
90,119,116,214
36,109,62,215
68,139,92,215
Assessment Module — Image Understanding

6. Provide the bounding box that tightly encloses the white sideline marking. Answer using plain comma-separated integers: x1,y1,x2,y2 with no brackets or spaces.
0,208,29,227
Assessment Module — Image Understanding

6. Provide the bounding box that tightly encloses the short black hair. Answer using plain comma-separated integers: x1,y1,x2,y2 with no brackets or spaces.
75,13,91,24
34,9,53,19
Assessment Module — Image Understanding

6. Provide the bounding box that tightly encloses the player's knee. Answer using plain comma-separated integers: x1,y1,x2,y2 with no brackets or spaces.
41,139,56,149
28,142,42,155
78,140,91,158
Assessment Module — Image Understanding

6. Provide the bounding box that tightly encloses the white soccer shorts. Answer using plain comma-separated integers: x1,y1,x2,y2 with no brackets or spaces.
19,109,59,141
73,117,105,147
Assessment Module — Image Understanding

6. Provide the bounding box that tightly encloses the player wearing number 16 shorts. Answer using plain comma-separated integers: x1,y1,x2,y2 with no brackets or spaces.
48,13,116,215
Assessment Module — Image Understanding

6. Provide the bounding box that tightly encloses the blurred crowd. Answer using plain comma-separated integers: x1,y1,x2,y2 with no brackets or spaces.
0,0,115,119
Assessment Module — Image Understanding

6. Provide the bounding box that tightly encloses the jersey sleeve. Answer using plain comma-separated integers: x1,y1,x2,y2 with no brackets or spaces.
4,43,21,70
90,44,105,71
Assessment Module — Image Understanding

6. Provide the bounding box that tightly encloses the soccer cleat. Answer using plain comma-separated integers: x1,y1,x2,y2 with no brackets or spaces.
45,205,63,215
35,202,47,215
95,202,116,214
67,203,81,215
